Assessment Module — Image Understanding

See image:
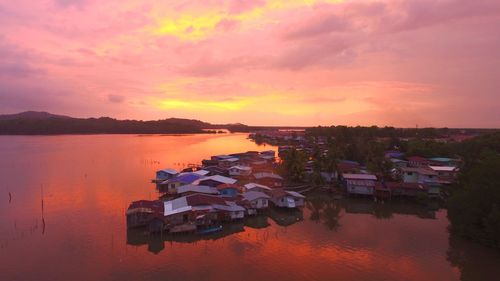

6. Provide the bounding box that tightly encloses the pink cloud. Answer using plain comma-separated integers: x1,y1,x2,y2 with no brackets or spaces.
216,19,240,32
0,0,498,127
228,0,266,14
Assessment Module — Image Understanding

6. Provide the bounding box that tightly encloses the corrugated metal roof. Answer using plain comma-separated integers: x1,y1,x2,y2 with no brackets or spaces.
157,168,177,174
177,184,219,195
244,183,271,191
213,154,233,159
285,191,306,198
185,194,228,206
429,166,457,172
164,197,192,216
213,202,245,212
193,170,210,176
243,191,270,201
343,173,377,180
166,173,204,184
401,167,438,175
229,165,251,171
196,175,237,185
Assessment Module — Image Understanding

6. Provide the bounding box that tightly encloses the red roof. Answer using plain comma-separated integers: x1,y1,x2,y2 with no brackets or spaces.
185,194,228,206
127,200,163,211
406,156,428,162
267,188,287,198
126,200,164,216
216,184,241,191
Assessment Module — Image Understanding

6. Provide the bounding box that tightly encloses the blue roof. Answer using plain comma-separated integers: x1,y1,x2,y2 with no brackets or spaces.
171,173,204,184
385,151,404,158
339,160,360,165
429,157,453,162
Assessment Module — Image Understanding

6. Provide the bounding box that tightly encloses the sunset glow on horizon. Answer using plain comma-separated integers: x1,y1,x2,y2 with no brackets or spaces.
1,0,499,127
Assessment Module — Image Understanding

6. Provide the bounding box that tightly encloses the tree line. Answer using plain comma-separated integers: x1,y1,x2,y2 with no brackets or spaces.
279,128,500,249
0,117,213,134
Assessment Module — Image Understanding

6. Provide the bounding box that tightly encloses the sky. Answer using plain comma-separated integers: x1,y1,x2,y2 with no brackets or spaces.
0,0,499,127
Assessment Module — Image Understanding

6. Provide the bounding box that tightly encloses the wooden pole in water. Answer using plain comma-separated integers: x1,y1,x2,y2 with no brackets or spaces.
41,184,45,234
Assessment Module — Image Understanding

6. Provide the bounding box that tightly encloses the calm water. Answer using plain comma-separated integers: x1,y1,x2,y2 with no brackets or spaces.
1,134,499,281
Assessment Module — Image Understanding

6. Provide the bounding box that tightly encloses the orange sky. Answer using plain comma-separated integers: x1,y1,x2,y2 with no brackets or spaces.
0,0,499,127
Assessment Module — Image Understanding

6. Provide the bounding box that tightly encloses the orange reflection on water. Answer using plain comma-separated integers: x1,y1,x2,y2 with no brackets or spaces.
0,134,495,281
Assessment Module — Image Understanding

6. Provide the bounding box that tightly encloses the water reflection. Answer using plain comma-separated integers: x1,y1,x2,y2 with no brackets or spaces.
447,235,500,281
2,134,499,281
125,194,443,256
306,193,342,231
126,208,303,254
127,222,247,254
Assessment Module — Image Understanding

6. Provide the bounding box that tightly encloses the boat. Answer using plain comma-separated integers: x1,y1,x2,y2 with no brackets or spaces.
197,225,223,235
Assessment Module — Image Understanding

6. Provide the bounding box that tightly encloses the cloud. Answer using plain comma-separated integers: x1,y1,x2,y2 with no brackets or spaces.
228,0,266,14
180,56,263,77
107,94,125,103
0,37,44,78
272,35,357,70
216,19,240,32
54,0,88,9
0,62,43,78
0,0,499,127
283,9,353,40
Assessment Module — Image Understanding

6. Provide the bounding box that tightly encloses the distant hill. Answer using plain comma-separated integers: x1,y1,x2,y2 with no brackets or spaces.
0,111,71,120
0,111,217,135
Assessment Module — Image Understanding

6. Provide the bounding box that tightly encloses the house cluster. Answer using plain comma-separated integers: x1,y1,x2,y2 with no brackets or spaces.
274,133,461,201
249,130,306,144
338,154,460,200
127,150,305,234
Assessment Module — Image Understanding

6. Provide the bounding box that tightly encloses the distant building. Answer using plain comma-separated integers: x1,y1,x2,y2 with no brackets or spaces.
267,189,305,208
176,184,219,196
401,167,438,184
428,157,460,167
342,173,377,196
126,200,164,228
228,165,252,177
218,157,240,169
216,184,241,198
155,168,178,181
159,173,204,194
242,191,270,214
429,166,459,183
406,156,430,168
196,175,237,187
243,183,272,193
253,172,284,188
384,182,428,197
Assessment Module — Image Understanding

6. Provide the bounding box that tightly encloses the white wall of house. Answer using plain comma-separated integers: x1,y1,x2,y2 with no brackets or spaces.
347,185,374,195
403,172,419,183
403,172,437,184
251,198,268,209
273,196,303,208
230,211,245,220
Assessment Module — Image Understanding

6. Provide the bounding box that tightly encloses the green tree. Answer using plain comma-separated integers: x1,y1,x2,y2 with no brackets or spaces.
448,149,500,249
280,148,308,183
